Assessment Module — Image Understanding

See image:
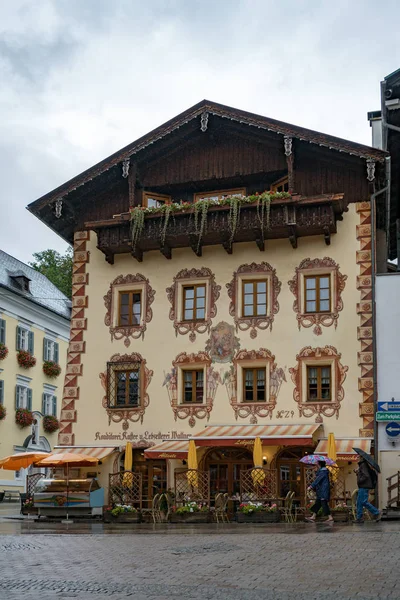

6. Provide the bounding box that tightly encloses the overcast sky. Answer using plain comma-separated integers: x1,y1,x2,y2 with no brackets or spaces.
1,0,400,264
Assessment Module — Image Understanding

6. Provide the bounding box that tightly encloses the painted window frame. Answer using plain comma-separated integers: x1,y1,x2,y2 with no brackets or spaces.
181,368,205,404
242,367,267,402
107,361,142,410
306,364,332,402
182,284,207,322
118,290,142,327
241,279,268,318
304,274,331,314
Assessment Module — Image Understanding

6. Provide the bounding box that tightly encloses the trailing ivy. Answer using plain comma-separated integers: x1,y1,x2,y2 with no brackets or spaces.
130,191,290,249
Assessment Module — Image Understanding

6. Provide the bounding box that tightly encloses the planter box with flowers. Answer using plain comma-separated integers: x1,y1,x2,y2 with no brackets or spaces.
0,405,6,422
0,343,8,361
43,415,60,434
103,505,141,523
43,361,62,379
331,502,350,522
17,350,36,369
169,502,211,523
237,502,281,523
21,497,38,515
15,408,34,429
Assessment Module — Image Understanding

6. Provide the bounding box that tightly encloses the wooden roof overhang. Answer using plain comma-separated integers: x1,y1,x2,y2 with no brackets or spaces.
86,193,346,263
27,99,387,245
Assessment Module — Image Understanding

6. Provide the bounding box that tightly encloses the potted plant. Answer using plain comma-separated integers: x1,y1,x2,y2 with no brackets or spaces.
43,360,62,378
237,502,280,523
0,405,6,421
15,408,34,428
103,504,141,523
331,502,350,522
0,343,8,361
17,350,36,369
21,497,37,515
43,415,60,434
169,501,211,523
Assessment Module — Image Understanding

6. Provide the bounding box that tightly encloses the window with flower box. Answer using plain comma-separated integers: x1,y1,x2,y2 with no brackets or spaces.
42,392,57,416
16,326,34,353
0,380,4,404
194,188,245,202
182,369,204,404
43,338,59,362
15,385,32,410
0,319,5,344
142,191,171,208
270,176,289,193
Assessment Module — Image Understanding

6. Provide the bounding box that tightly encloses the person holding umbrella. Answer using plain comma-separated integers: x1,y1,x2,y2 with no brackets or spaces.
352,448,381,524
305,460,334,523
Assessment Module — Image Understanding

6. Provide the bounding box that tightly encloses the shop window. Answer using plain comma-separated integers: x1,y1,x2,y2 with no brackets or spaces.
307,365,331,401
142,191,171,208
182,369,204,404
43,338,59,362
183,285,206,321
242,280,268,317
194,188,245,202
270,176,289,193
118,291,142,326
243,368,266,402
304,275,331,313
107,362,141,408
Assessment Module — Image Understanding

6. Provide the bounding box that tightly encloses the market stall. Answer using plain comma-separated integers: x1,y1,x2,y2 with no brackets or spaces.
33,477,104,517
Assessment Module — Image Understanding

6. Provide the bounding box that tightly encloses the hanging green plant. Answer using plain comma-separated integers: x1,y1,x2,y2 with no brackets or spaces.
227,195,243,242
193,199,211,252
159,204,175,247
130,207,146,250
255,192,272,240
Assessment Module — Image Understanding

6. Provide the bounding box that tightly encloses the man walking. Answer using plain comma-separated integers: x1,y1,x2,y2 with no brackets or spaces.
353,456,381,523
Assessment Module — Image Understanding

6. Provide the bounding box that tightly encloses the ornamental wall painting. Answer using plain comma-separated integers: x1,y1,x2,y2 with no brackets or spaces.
166,267,221,342
163,351,221,427
99,352,153,430
226,262,281,338
223,348,286,424
205,321,240,363
288,257,347,335
289,345,348,423
103,273,155,346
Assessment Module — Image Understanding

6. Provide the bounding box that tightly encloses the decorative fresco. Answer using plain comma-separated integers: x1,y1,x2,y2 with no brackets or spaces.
205,321,240,363
103,273,155,347
99,352,153,430
58,230,90,446
226,262,281,338
289,345,348,422
223,348,286,424
288,257,347,335
166,267,221,342
163,351,221,427
356,202,374,437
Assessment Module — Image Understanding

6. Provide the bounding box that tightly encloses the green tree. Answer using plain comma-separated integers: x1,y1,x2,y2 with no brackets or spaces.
29,248,73,299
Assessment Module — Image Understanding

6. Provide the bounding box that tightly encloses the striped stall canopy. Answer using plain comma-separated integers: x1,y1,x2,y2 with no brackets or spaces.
53,447,119,460
314,438,371,461
144,441,191,460
190,424,321,447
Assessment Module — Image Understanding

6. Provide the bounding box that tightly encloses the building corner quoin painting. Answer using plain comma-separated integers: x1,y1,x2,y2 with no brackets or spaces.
58,230,90,446
356,202,374,438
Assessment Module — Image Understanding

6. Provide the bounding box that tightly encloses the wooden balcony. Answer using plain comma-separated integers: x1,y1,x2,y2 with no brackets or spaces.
86,193,346,263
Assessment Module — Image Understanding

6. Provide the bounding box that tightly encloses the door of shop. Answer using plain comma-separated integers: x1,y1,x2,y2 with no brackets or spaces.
204,447,253,499
276,447,307,504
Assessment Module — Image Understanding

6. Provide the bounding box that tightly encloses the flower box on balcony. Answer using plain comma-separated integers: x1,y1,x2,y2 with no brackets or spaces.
169,511,212,523
237,511,280,523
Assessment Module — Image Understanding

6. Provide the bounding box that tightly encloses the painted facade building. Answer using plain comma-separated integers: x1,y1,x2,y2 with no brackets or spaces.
28,101,388,508
0,251,70,493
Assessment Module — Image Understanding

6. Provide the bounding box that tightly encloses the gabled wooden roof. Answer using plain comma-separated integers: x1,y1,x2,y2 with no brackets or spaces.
28,99,387,212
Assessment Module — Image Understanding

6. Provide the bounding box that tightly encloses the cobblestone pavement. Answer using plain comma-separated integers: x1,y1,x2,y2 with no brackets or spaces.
0,520,399,600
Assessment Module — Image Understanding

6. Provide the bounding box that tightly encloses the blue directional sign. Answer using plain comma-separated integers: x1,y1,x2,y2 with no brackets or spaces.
378,401,400,412
385,422,400,438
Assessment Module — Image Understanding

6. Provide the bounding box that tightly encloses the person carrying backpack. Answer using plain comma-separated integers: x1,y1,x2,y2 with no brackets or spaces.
353,456,381,523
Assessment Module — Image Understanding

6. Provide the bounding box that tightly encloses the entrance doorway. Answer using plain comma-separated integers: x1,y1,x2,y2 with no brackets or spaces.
276,447,307,503
203,447,253,498
120,451,167,508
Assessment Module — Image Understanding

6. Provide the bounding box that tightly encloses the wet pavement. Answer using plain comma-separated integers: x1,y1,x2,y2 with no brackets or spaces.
0,502,399,599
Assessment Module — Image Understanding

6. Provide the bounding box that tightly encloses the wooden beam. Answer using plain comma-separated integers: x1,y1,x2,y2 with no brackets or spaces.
131,247,143,262
128,161,137,208
323,227,331,246
255,237,265,251
160,245,172,259
288,225,297,249
222,239,233,254
189,235,202,257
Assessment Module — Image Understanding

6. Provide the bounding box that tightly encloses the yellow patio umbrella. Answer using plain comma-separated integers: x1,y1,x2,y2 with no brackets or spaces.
187,440,198,488
327,432,339,483
0,451,49,470
123,442,133,486
252,437,265,485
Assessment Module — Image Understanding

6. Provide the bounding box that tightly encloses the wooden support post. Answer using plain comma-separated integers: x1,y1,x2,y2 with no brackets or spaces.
104,252,114,265
128,161,137,208
131,247,143,262
222,239,233,254
189,235,202,257
255,237,265,252
160,245,172,259
284,136,295,193
323,227,331,246
288,225,297,249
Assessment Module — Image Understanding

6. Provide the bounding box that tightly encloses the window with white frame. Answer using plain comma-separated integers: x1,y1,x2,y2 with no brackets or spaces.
43,338,59,362
0,379,4,404
0,318,6,344
16,325,34,352
42,392,57,416
15,384,32,409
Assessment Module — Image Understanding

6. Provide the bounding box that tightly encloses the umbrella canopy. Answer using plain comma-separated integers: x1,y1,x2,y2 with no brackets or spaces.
353,448,381,473
187,440,198,488
35,452,99,467
253,437,263,468
123,442,133,486
327,433,337,462
0,452,49,470
300,454,337,467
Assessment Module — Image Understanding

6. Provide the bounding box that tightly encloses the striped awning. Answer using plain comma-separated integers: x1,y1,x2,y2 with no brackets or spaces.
315,438,371,461
144,441,191,460
53,447,119,460
190,424,321,447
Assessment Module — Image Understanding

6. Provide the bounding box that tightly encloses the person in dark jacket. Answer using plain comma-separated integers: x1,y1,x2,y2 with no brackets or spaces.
305,460,333,522
353,457,381,523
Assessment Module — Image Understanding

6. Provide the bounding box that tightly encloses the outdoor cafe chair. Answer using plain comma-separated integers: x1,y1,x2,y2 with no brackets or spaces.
142,493,161,523
280,491,295,523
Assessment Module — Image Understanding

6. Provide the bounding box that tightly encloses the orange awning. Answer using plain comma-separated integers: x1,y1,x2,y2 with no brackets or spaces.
315,438,371,461
190,424,321,447
53,446,119,460
144,441,191,459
